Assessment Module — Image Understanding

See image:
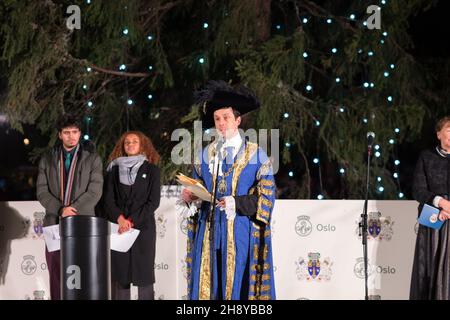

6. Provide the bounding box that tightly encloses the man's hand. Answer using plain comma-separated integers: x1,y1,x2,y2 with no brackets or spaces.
216,199,226,208
181,189,199,203
217,197,236,220
439,210,450,221
118,215,132,234
61,206,78,217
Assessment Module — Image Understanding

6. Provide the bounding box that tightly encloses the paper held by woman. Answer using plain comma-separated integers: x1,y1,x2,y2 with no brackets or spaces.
176,173,212,202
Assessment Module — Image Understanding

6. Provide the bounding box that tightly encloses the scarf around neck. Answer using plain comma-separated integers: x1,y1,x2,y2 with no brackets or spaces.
59,144,80,206
107,154,147,185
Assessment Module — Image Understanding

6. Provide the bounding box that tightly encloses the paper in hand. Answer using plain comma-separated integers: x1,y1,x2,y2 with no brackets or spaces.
110,223,140,252
176,173,212,202
43,224,61,252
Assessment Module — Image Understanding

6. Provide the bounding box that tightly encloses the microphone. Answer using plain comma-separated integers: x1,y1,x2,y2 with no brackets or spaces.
216,136,225,151
367,132,375,153
214,136,225,160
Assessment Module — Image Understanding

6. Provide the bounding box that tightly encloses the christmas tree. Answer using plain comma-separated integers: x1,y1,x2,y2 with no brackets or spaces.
0,0,448,199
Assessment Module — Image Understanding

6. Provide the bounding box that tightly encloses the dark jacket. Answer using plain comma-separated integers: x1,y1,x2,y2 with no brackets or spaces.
410,148,450,300
412,148,450,211
102,161,161,286
36,144,104,227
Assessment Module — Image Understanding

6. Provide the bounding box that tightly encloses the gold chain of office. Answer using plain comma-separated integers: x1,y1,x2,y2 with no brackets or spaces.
216,147,250,193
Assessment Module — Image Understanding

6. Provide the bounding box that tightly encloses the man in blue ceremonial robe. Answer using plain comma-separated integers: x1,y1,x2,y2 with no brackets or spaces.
179,80,276,300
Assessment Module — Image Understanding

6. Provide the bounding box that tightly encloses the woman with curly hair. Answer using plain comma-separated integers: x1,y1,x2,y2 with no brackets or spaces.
103,131,161,300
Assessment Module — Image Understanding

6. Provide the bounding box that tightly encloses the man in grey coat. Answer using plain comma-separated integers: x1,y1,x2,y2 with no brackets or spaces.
36,114,103,300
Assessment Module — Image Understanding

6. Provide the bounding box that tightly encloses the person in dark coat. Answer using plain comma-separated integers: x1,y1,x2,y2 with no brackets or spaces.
103,131,161,300
37,114,103,300
410,116,450,300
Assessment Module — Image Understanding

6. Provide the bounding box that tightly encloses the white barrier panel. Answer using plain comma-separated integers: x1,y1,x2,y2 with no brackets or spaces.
271,200,418,300
0,192,418,300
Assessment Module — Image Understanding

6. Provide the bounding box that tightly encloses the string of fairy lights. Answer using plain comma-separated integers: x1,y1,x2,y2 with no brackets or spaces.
281,0,404,199
81,0,402,199
83,0,155,139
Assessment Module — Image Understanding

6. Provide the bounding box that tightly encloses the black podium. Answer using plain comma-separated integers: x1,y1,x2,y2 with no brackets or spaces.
60,216,110,300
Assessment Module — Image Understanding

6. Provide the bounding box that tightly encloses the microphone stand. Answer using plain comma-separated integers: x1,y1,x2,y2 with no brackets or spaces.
208,138,223,300
359,142,373,300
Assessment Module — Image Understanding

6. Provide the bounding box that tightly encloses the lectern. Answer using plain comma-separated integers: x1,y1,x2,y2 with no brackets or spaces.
60,216,110,300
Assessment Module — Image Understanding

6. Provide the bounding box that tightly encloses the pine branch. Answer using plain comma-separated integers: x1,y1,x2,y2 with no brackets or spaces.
90,64,151,78
297,0,359,33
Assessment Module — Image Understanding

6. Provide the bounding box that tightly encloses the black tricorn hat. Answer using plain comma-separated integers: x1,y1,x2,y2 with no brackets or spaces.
194,80,260,129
